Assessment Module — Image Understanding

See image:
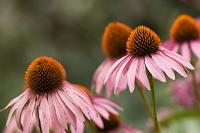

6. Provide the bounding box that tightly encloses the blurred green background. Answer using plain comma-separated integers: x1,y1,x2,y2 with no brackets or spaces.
0,0,200,132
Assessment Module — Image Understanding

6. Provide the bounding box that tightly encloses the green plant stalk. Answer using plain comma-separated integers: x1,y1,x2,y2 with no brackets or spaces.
137,85,153,119
191,70,200,109
148,74,162,133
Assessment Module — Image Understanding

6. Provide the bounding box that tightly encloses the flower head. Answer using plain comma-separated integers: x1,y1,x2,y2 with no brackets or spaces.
93,22,132,96
25,56,66,94
163,14,200,62
1,56,102,133
102,22,132,58
126,25,160,56
170,14,200,43
104,25,194,95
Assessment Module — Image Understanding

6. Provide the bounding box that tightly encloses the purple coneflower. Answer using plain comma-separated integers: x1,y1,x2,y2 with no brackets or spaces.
93,22,132,96
163,14,200,62
104,25,194,94
104,25,194,133
1,56,102,133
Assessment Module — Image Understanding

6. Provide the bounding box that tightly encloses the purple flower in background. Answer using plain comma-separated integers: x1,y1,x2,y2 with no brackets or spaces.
170,73,200,108
163,14,200,62
92,22,132,96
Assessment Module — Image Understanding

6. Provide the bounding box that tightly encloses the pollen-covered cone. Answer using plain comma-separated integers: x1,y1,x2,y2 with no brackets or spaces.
163,14,200,62
1,56,102,133
104,25,194,95
92,22,132,96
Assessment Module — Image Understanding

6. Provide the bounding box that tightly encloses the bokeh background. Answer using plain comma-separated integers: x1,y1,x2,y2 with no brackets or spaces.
0,0,200,132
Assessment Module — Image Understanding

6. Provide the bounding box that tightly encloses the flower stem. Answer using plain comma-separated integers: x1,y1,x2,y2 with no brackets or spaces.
148,74,162,133
191,70,200,109
137,86,153,119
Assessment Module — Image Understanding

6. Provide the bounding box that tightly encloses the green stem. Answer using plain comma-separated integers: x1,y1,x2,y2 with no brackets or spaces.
137,86,153,119
191,70,200,109
148,74,162,133
160,110,200,125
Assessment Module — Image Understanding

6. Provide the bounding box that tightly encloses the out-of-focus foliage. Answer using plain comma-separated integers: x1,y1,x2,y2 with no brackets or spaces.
0,0,200,132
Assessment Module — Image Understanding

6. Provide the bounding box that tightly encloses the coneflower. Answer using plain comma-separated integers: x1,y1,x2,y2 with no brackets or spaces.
104,25,194,133
163,14,200,62
93,22,132,96
1,56,102,133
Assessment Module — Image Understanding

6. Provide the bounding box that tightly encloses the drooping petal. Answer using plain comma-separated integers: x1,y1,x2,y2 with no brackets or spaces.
51,93,68,128
161,47,194,70
127,58,138,93
181,43,191,62
22,96,36,133
48,94,63,133
94,102,119,115
58,90,84,122
145,56,166,82
136,59,150,90
93,105,109,120
114,56,132,92
151,54,175,80
56,91,76,129
38,96,50,133
190,40,200,59
104,55,129,83
15,95,31,130
94,59,114,94
158,52,187,77
93,97,122,111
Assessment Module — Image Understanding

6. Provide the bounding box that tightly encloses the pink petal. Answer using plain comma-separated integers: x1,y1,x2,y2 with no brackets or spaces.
158,52,187,77
172,44,179,52
127,58,138,93
58,91,84,122
104,55,129,83
94,59,113,94
64,82,93,107
48,94,62,133
161,47,194,70
145,56,166,82
181,43,191,62
51,93,68,128
56,91,76,128
22,97,36,133
95,102,119,115
94,105,109,120
151,54,175,80
71,119,85,133
136,59,150,90
15,96,30,130
114,56,131,92
93,97,122,111
190,40,200,59
38,96,50,133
